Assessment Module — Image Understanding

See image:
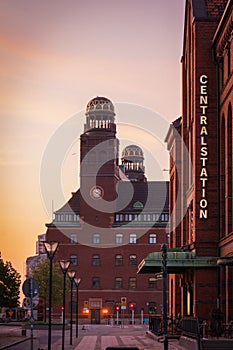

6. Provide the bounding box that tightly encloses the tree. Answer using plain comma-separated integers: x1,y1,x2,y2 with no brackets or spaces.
31,259,66,321
0,253,21,308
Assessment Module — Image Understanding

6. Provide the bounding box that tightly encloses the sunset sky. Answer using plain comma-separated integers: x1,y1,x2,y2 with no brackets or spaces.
0,0,185,294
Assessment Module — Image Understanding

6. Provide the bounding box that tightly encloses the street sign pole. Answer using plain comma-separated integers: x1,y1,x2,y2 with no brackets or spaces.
132,309,134,325
30,278,34,350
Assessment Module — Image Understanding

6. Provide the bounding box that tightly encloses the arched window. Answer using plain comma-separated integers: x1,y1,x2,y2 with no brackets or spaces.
227,103,232,234
92,277,100,289
92,254,100,266
129,277,137,289
129,234,136,244
149,233,157,244
70,234,77,244
70,255,77,266
115,234,123,244
129,254,137,266
93,233,100,244
115,254,123,266
148,277,157,289
115,277,123,289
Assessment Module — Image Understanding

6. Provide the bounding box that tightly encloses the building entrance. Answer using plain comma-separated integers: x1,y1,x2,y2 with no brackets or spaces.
91,309,100,324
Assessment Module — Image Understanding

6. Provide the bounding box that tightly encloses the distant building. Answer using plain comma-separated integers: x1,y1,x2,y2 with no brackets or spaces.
26,233,46,276
45,96,169,323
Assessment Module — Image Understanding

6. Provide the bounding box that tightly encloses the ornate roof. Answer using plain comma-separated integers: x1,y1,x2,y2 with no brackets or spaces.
86,96,115,114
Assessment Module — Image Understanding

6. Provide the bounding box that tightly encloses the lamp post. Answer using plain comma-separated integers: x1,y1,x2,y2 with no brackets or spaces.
59,260,71,350
68,270,76,345
43,241,59,350
161,243,168,350
74,277,81,338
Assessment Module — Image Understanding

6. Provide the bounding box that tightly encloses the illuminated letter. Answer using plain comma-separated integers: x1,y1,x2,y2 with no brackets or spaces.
200,209,208,219
200,116,207,125
201,147,208,157
200,168,208,177
200,75,208,84
200,126,208,135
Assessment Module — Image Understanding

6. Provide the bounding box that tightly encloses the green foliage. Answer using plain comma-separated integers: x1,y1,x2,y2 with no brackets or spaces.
30,258,66,306
0,253,21,308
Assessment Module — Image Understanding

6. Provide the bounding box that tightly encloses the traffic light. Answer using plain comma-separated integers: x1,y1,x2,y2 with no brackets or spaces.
129,302,135,310
115,303,120,312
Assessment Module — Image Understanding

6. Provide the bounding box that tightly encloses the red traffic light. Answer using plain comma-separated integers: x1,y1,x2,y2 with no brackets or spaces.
129,303,135,309
115,305,120,311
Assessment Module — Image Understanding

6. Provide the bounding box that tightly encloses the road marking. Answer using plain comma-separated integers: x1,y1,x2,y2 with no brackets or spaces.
101,336,118,350
74,335,97,350
120,335,141,347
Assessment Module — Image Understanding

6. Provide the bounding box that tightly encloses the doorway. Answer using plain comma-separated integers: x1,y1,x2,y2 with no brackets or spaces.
91,309,100,324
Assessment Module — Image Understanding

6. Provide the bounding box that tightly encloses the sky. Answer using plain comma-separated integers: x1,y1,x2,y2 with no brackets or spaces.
0,0,185,295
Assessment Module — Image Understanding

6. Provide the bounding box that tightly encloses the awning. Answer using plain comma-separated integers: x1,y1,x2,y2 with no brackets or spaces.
137,250,218,274
217,252,233,266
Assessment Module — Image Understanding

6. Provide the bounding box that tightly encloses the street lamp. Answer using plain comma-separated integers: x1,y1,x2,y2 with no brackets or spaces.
74,277,81,338
161,243,168,350
68,270,76,345
59,260,71,350
43,241,59,350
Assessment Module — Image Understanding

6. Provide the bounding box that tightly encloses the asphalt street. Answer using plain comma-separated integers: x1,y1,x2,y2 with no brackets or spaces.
0,323,180,350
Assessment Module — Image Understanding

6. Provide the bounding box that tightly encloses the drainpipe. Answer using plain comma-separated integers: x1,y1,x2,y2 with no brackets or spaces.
212,42,221,310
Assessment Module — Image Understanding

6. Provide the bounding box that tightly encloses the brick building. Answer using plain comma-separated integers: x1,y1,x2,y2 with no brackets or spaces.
165,0,232,321
45,96,169,323
138,0,232,323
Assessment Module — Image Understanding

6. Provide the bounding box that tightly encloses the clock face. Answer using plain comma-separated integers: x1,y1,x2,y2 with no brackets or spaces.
90,186,103,199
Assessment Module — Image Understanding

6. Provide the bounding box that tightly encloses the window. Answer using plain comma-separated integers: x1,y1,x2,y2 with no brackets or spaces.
148,277,157,289
149,233,157,244
92,254,100,266
74,214,80,222
129,254,137,266
93,233,100,244
70,255,77,266
92,277,100,289
70,234,77,244
148,302,157,314
129,277,137,289
227,43,231,77
115,254,123,266
115,277,123,289
115,233,123,244
129,234,137,244
133,201,143,209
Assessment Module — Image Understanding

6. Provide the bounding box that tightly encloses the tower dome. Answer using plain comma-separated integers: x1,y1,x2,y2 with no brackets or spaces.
84,96,115,132
121,145,146,182
86,96,115,114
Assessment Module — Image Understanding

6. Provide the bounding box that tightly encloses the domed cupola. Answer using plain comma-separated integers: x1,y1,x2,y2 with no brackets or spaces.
84,96,116,132
121,145,146,182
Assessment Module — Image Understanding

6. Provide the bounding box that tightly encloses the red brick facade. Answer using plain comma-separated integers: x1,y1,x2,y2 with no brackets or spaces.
46,97,169,323
166,0,232,322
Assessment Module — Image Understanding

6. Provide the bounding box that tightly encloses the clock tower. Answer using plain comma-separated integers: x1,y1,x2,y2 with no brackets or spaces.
80,97,120,227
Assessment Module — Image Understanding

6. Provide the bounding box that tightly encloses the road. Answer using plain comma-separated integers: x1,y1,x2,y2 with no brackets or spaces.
0,323,176,349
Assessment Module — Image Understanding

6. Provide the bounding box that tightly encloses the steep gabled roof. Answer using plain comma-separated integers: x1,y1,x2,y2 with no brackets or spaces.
55,189,80,214
115,181,169,213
